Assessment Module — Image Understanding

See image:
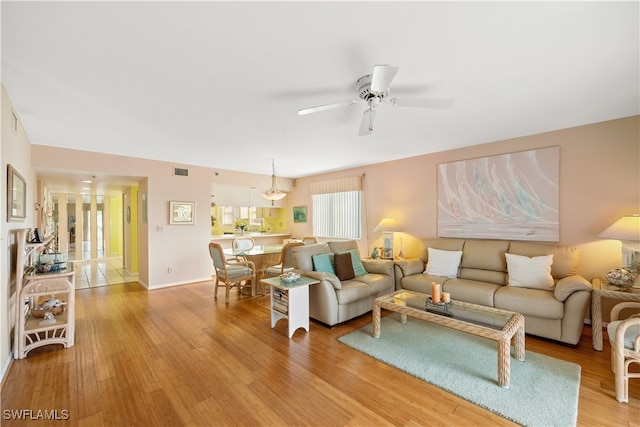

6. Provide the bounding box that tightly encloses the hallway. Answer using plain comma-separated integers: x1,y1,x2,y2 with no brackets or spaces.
70,257,138,289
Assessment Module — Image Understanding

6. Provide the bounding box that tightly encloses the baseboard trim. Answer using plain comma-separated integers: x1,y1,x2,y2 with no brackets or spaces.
1,353,14,392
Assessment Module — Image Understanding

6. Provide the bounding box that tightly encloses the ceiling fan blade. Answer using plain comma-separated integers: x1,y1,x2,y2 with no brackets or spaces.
371,65,399,93
387,98,455,109
298,99,360,116
358,109,376,136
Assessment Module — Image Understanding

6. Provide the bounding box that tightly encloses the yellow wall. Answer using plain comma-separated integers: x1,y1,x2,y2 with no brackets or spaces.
109,195,123,257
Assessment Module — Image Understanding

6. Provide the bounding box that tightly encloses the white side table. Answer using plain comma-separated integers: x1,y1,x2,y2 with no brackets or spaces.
260,276,319,338
591,278,640,351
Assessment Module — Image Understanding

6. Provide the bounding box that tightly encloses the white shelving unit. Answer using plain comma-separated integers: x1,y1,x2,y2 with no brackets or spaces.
14,228,75,359
261,276,319,338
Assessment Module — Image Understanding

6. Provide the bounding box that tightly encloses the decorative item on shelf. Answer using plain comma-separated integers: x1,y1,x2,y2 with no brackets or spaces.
280,272,301,283
39,312,57,326
605,268,637,291
263,159,287,206
31,296,66,318
371,247,378,259
373,217,403,260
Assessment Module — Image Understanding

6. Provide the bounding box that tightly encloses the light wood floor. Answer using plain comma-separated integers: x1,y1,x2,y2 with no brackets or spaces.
2,281,638,427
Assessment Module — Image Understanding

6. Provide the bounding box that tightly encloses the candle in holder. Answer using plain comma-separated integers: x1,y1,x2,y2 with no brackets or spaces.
442,292,451,303
431,282,442,304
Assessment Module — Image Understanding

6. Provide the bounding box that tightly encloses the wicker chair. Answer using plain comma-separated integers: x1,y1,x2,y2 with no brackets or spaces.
263,242,305,277
209,242,256,303
230,237,255,261
607,301,640,402
302,236,318,245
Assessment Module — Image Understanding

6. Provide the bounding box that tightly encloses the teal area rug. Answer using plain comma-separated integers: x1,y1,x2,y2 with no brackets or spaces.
338,313,580,427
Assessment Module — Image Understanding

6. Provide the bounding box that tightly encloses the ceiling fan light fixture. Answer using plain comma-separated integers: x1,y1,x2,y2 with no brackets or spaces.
298,64,454,136
262,159,287,205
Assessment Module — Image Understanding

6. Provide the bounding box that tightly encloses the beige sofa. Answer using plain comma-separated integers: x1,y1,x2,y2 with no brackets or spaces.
394,238,592,345
292,240,395,326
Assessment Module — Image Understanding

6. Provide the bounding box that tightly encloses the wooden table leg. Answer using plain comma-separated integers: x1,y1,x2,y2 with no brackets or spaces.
373,301,381,338
592,290,603,351
497,338,510,388
514,321,525,361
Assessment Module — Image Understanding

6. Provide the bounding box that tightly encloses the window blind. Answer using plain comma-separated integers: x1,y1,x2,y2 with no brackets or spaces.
309,176,362,195
312,190,361,239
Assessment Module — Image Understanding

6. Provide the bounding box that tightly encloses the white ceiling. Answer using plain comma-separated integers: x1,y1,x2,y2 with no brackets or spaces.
2,1,639,186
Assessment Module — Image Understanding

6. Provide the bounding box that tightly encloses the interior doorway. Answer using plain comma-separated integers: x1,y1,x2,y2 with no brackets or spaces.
66,195,106,259
51,193,122,262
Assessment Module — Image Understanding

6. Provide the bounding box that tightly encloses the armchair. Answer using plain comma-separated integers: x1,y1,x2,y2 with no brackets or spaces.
607,301,640,402
209,242,256,303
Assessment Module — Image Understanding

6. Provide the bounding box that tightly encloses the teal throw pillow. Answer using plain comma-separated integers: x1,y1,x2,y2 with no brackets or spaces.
312,253,335,274
341,249,367,277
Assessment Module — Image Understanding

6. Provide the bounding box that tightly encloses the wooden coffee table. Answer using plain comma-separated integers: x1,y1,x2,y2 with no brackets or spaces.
373,290,525,388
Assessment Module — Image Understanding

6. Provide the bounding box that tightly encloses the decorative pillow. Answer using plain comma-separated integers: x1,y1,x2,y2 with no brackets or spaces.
312,253,335,274
505,253,554,289
424,247,463,278
334,252,356,281
340,249,367,277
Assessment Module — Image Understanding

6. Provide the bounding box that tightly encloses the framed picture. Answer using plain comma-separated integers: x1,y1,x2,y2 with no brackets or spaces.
7,164,26,221
437,146,560,242
169,201,195,225
293,206,307,223
381,232,394,259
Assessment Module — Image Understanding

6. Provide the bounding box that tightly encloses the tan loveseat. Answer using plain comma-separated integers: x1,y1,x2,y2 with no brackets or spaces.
292,240,395,326
394,238,592,345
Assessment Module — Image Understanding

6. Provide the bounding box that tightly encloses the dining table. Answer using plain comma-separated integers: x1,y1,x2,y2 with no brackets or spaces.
223,245,284,294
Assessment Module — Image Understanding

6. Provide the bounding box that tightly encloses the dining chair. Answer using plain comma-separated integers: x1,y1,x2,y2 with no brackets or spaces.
302,236,318,245
607,301,640,402
263,242,305,277
209,242,256,303
231,237,255,261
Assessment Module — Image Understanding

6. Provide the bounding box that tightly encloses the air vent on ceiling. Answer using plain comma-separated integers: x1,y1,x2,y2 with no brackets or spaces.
174,167,189,177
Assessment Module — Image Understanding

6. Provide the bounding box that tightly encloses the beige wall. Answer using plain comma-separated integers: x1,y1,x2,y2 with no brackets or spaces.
288,116,640,281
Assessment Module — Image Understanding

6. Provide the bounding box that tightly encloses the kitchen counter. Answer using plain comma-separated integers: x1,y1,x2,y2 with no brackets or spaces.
211,232,292,249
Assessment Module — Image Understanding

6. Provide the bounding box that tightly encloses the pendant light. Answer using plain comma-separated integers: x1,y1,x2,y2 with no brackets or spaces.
263,159,287,205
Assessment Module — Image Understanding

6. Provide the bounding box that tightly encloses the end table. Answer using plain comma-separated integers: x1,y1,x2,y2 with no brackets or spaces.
260,276,319,338
591,278,640,351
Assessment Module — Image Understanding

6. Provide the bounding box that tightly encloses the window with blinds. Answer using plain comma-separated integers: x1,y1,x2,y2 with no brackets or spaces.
310,176,362,239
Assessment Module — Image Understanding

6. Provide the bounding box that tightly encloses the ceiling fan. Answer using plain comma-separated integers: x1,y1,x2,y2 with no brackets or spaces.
298,64,454,136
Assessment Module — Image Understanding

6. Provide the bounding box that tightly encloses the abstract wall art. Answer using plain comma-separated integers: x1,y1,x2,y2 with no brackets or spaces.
437,146,559,242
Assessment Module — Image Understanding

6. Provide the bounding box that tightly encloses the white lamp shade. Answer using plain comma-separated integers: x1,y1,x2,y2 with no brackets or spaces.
373,218,403,233
263,190,287,201
598,214,640,242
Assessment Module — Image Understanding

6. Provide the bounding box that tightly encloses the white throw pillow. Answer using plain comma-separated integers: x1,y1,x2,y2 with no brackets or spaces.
424,247,463,278
505,253,555,289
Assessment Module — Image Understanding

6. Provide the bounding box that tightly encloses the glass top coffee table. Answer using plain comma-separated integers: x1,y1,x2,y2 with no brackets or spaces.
373,290,525,387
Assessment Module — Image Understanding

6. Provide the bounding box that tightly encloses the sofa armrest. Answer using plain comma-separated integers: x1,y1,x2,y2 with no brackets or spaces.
554,275,592,302
296,269,342,290
394,259,425,277
361,258,394,276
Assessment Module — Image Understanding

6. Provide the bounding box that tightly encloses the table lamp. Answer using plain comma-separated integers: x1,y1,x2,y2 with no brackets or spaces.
598,214,640,267
373,218,403,259
599,214,640,288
